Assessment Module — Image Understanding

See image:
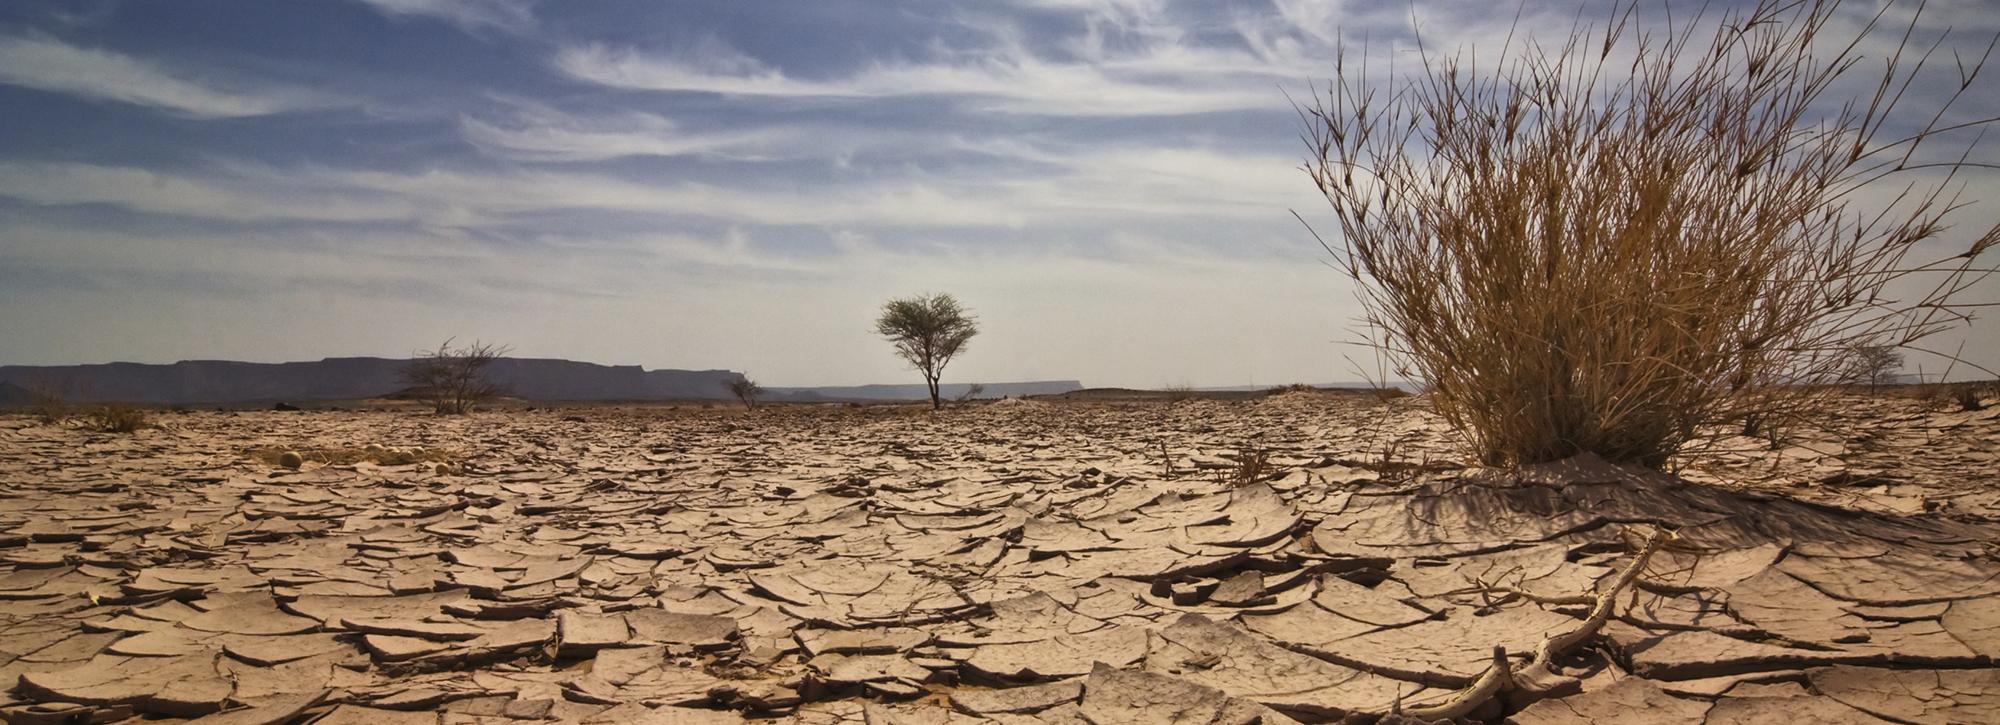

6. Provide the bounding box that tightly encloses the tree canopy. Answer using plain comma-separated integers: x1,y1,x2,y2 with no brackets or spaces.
875,293,979,410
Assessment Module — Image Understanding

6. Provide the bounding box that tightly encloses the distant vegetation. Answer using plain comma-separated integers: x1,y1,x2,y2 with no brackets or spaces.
1265,383,1316,395
875,293,979,411
1942,382,1992,412
81,404,149,433
403,339,508,415
1303,0,1999,467
16,381,147,432
726,378,763,410
26,383,69,424
1842,345,1904,389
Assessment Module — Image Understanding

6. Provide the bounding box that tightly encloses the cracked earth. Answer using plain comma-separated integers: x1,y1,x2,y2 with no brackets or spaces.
1,391,1996,723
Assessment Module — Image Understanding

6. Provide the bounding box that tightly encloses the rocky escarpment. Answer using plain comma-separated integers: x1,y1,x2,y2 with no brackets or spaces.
0,357,744,404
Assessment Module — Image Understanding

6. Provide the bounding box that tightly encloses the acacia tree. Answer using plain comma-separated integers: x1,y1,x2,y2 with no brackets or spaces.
1303,0,1997,467
403,339,508,415
1844,346,1904,389
725,377,763,410
875,293,979,410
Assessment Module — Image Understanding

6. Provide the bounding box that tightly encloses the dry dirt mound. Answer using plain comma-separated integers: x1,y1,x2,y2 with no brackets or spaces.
0,401,1993,723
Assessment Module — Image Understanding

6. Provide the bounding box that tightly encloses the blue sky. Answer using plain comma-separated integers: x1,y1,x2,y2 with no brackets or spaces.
0,0,1995,387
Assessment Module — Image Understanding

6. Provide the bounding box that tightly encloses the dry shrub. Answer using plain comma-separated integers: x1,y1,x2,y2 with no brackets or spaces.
82,405,150,433
1371,386,1411,402
725,378,763,410
1226,446,1271,487
26,384,69,424
1304,0,1998,467
248,445,452,468
1266,383,1318,395
1941,382,1992,411
404,338,508,415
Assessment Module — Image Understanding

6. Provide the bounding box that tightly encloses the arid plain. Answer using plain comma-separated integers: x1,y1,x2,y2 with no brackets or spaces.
1,389,1996,723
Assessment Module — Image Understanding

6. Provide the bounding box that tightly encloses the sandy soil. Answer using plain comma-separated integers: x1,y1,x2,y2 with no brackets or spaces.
0,391,1995,723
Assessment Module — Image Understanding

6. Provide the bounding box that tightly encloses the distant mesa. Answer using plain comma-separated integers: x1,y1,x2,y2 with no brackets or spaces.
0,357,739,405
0,382,33,407
0,358,1082,405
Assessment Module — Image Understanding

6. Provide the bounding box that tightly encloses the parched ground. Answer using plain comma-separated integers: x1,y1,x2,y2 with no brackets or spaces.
0,391,1996,723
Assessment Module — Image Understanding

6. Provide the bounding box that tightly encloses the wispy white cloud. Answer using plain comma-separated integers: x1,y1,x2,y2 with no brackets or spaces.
352,0,537,35
0,162,414,222
552,37,1285,117
457,101,794,162
0,35,331,118
0,141,1316,231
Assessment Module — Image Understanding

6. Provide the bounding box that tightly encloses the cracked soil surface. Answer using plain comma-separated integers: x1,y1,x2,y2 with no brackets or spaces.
1,390,1996,723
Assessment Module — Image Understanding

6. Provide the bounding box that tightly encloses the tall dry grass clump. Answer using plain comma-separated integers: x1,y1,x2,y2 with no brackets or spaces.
1304,0,1998,467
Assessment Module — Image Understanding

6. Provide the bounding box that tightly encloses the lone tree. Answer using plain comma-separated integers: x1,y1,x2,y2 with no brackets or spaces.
1843,346,1904,389
725,377,763,410
403,339,508,415
1303,0,1998,468
875,293,979,411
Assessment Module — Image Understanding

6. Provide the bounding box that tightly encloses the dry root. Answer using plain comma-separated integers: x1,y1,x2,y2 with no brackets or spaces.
1398,527,1676,721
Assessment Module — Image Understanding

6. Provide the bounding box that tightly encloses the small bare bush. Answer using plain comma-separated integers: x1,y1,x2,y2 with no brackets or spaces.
1304,0,1998,467
82,404,150,433
1371,386,1410,403
1227,446,1271,487
26,384,69,424
404,339,508,415
1943,382,1991,411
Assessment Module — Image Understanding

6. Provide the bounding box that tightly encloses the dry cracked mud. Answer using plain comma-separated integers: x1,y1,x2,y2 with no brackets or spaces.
1,391,1996,723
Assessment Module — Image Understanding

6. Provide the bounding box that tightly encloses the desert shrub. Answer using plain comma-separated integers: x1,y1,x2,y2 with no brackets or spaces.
1943,383,1991,412
403,338,508,415
25,384,69,424
875,293,979,411
1266,383,1317,395
1162,383,1197,406
1303,0,1998,468
725,378,762,410
82,404,150,433
955,383,987,403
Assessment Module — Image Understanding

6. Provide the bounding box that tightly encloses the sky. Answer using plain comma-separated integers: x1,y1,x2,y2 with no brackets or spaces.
0,0,1995,388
